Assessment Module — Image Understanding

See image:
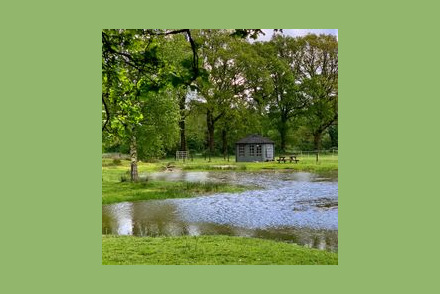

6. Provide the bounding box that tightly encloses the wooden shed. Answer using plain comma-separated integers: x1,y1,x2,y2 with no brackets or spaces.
235,134,275,162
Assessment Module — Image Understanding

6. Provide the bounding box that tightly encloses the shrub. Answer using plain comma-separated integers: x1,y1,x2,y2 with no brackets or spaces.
237,164,247,170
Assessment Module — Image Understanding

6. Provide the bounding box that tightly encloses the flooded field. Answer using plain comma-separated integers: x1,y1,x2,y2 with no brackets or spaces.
102,171,338,251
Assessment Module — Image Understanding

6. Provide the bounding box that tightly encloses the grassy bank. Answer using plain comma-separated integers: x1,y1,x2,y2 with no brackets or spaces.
102,180,249,204
102,235,338,265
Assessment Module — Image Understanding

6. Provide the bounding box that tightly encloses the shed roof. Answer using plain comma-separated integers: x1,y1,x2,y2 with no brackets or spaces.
236,134,275,144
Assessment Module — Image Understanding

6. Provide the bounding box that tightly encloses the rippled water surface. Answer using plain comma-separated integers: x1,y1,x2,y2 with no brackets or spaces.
103,171,338,251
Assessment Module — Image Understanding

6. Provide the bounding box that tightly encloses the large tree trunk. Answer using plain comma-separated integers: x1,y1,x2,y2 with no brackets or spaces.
179,119,186,151
313,131,323,151
222,129,227,160
179,90,187,151
328,125,338,148
279,117,288,153
130,135,139,182
207,109,215,161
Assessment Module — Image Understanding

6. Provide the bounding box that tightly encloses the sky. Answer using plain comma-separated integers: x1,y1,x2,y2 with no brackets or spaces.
256,29,338,42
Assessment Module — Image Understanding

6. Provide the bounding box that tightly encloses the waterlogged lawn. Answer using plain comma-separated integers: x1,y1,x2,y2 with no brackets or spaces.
102,156,337,204
102,158,339,263
102,159,252,204
102,235,338,265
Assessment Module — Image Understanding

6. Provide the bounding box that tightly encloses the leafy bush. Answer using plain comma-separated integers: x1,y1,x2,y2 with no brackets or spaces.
237,164,247,170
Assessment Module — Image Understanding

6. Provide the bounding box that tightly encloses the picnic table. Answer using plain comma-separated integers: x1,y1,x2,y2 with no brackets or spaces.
277,155,300,163
277,156,287,163
289,155,300,163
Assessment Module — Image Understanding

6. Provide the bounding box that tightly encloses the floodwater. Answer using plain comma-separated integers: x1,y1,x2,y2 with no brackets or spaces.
102,171,338,252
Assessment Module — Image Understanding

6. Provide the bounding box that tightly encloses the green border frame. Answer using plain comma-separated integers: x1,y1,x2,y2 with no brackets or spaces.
3,0,438,293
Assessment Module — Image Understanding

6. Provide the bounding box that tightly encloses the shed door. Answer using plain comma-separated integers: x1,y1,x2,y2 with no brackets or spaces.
266,145,273,159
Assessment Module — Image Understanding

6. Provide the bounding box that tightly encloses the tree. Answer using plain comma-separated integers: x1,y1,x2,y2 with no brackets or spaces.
194,30,248,160
299,34,338,150
328,124,338,148
251,35,308,152
217,104,247,160
102,29,175,181
160,34,198,152
135,90,179,159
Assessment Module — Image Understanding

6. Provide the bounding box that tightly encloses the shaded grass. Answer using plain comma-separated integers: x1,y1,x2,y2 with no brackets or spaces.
102,235,338,265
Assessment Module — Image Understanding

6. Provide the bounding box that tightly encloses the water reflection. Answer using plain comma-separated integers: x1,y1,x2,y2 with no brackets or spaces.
145,171,210,183
102,202,133,235
102,171,338,252
145,171,337,187
102,200,338,251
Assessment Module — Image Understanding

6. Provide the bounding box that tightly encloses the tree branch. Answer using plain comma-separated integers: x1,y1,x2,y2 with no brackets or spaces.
185,30,199,81
102,94,110,132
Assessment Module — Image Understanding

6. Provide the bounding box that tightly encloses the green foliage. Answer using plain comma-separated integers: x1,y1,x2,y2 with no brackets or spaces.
299,34,338,149
103,30,338,159
328,125,338,148
135,90,180,159
102,30,187,164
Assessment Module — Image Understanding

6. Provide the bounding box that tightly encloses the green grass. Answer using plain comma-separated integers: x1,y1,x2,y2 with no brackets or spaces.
102,180,249,204
103,154,338,174
172,157,337,173
180,155,338,172
102,235,338,265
